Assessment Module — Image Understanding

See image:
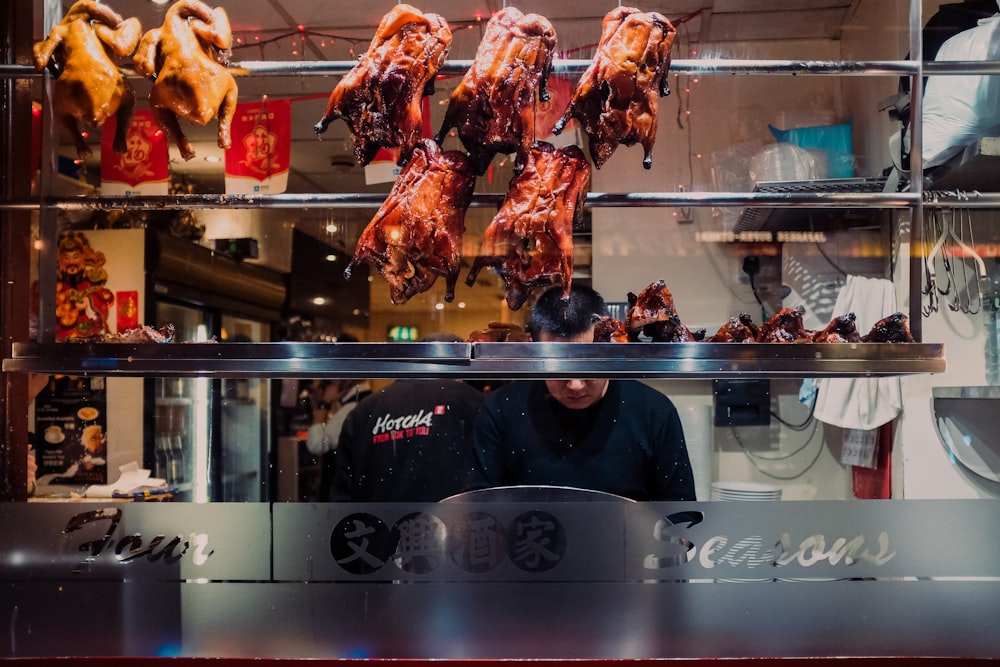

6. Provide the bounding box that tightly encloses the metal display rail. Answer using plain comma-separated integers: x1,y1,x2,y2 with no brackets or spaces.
4,342,945,379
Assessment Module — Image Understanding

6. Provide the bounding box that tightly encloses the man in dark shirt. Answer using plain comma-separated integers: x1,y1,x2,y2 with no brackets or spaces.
467,284,697,501
332,334,485,502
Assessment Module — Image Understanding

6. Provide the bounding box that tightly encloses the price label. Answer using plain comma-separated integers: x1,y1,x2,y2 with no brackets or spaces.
841,428,878,468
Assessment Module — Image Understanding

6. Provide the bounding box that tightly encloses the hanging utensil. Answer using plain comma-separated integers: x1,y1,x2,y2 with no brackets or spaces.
921,192,942,316
947,191,987,314
923,190,987,316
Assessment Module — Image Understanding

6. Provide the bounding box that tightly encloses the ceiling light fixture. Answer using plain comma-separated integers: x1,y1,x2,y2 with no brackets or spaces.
312,297,327,306
324,254,337,262
203,155,221,163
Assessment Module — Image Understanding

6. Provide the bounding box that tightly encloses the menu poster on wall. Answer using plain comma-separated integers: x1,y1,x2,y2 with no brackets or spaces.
34,376,109,485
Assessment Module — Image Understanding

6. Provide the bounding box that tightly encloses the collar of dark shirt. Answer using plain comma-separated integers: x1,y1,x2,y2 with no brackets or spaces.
529,381,615,455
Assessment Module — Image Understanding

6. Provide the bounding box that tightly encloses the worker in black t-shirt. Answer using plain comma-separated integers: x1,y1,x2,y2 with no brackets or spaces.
332,334,485,502
467,284,697,501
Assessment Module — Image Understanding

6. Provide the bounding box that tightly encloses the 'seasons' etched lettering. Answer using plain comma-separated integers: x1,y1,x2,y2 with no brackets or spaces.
644,510,896,573
696,531,895,570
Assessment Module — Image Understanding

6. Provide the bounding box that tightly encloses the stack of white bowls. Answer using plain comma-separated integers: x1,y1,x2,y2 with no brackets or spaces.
710,481,781,582
710,481,782,501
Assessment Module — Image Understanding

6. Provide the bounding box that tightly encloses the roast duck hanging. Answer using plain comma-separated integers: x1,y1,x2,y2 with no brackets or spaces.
345,139,476,305
553,6,677,169
435,6,557,175
33,0,142,159
133,0,238,160
314,4,452,166
466,141,592,311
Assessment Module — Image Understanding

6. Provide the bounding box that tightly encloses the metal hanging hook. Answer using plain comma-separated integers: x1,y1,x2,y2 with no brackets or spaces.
922,192,942,316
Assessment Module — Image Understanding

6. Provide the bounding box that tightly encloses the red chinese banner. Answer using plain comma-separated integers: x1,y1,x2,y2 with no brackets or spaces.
100,109,169,195
225,98,291,194
116,290,139,332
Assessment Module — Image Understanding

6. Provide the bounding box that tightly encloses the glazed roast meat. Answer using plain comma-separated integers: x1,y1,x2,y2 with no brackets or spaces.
33,1,141,159
314,4,452,167
670,322,706,342
435,7,556,175
624,279,692,342
862,312,915,343
552,6,676,169
592,315,629,343
467,322,532,343
466,142,591,311
707,313,760,343
72,323,176,344
812,312,862,343
759,305,814,343
133,0,238,160
345,139,476,305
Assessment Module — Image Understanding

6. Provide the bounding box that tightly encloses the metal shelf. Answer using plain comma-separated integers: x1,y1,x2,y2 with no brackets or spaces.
6,190,1000,213
0,59,922,81
4,342,945,379
0,191,926,212
4,57,996,82
735,177,890,232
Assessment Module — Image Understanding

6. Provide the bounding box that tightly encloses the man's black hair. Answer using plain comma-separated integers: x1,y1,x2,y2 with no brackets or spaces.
527,284,608,339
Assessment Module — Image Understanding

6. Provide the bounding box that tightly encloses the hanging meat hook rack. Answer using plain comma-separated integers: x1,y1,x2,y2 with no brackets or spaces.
922,189,988,316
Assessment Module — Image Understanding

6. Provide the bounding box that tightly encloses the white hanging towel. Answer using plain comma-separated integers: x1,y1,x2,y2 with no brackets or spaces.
812,275,903,430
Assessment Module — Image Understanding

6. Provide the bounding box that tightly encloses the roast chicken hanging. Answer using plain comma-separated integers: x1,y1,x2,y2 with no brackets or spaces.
466,142,591,311
314,4,452,166
133,0,238,160
33,1,141,159
435,7,557,175
345,139,476,305
553,6,676,169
